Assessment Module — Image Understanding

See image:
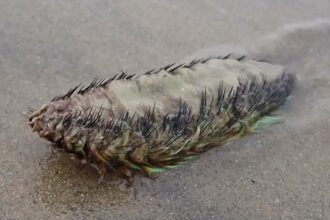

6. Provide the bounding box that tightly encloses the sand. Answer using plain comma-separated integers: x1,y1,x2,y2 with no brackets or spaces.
0,1,329,219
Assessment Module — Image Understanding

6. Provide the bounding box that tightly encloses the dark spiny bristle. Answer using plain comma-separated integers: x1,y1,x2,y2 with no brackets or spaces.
222,53,232,59
163,63,175,71
168,63,184,72
27,106,35,115
136,105,157,138
144,69,155,75
237,55,246,61
197,88,209,124
257,59,270,63
166,100,193,136
51,72,137,101
78,78,100,94
201,57,212,63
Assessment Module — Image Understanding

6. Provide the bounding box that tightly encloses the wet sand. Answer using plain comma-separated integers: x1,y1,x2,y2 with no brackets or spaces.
0,1,329,219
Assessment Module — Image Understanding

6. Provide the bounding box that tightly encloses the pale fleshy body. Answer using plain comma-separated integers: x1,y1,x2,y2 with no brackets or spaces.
33,56,286,120
110,57,284,116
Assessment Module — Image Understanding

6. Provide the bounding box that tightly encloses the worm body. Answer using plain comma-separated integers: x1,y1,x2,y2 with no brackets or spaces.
29,55,295,183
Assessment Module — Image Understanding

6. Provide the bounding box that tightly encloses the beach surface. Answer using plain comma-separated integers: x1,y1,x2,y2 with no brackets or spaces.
0,1,329,219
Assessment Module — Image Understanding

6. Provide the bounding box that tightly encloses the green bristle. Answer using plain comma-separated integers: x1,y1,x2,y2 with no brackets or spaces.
144,166,167,174
251,115,283,133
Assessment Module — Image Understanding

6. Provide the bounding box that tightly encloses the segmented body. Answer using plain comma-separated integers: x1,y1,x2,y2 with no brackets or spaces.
28,54,295,183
